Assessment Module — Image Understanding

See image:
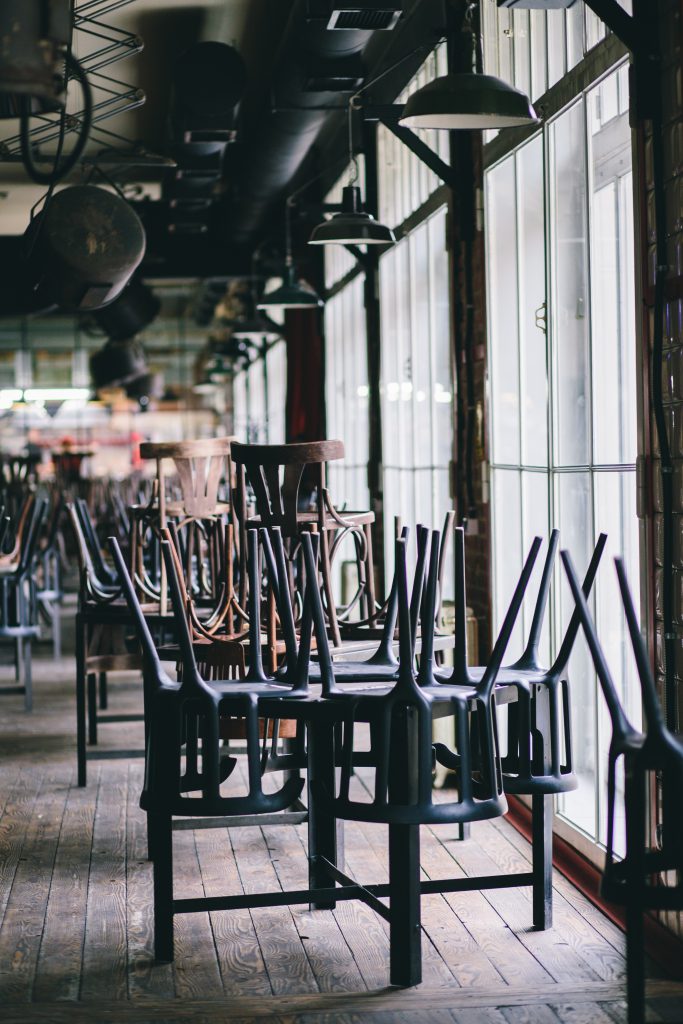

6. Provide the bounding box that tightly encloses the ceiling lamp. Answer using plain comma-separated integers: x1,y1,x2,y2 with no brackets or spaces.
399,73,538,130
257,265,324,310
309,184,395,245
229,312,284,341
310,100,394,247
258,191,324,309
399,3,538,131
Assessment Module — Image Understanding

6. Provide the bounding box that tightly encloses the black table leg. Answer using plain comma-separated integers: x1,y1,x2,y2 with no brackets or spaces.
76,615,87,787
532,792,553,929
388,704,422,987
308,718,342,909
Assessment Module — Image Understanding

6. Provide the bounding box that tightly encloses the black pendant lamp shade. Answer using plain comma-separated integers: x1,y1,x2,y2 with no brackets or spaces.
257,264,324,310
309,185,395,246
399,71,538,130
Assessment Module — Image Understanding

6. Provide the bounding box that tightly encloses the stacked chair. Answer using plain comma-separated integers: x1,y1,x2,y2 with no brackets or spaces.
0,494,47,710
562,551,683,1024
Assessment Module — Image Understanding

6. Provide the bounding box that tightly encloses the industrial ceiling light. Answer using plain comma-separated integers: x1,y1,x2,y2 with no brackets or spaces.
399,2,538,130
258,199,324,310
257,264,324,309
309,184,395,245
229,311,284,341
310,101,395,247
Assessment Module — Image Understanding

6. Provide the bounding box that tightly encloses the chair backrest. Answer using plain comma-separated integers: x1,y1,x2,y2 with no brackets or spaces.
160,539,219,699
139,437,234,520
76,499,117,585
510,529,559,671
614,557,667,738
560,550,638,743
19,496,48,575
109,536,174,689
551,532,607,676
232,440,345,537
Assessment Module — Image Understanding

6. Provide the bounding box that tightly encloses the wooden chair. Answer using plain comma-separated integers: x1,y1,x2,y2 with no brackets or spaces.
232,439,376,647
562,551,683,1024
132,436,236,616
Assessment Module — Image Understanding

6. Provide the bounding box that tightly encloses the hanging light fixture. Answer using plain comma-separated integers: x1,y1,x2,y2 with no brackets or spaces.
257,198,324,309
399,2,538,131
309,101,395,247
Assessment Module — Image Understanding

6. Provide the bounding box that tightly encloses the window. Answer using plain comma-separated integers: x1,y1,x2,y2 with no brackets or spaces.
485,61,639,855
379,206,452,578
324,274,370,515
232,340,287,444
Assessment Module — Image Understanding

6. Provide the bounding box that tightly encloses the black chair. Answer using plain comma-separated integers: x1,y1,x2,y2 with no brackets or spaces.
109,529,319,962
262,523,430,687
299,528,541,985
562,550,683,1024
36,496,65,660
0,495,47,711
419,526,607,797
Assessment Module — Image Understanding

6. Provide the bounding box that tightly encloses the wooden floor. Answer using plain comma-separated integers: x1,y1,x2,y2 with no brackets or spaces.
0,621,681,1024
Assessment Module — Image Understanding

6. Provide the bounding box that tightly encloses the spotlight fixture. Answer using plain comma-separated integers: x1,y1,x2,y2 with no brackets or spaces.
310,102,394,247
309,184,395,245
399,3,538,130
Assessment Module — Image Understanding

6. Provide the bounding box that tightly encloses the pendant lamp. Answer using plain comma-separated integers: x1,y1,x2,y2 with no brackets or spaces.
258,197,324,310
399,2,538,131
309,184,395,245
309,101,395,247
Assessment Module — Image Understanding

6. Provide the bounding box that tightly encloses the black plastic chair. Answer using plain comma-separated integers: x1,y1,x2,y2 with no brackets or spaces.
419,526,607,796
262,523,430,687
0,495,47,711
308,528,541,824
109,530,318,962
562,550,683,1024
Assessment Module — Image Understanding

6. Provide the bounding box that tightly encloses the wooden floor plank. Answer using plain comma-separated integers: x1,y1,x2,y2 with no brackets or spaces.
193,822,272,997
33,774,96,1002
80,760,128,1001
0,764,71,1002
0,767,45,928
171,825,225,1000
125,763,174,1000
262,821,368,994
230,824,320,995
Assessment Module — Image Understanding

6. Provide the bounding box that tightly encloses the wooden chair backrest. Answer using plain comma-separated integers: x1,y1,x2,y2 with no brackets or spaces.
139,437,235,520
232,440,344,537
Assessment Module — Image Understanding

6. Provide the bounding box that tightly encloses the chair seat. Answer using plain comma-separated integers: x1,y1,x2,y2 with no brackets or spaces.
245,509,374,532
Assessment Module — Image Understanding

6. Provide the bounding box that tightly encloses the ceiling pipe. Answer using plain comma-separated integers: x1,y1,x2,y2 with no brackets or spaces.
229,0,376,245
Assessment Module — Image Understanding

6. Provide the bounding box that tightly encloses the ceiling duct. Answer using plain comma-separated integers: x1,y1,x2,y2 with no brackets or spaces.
24,186,146,312
170,41,248,155
230,0,374,245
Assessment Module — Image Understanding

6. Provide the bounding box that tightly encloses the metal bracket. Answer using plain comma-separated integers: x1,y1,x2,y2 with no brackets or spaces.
363,104,460,192
343,243,372,269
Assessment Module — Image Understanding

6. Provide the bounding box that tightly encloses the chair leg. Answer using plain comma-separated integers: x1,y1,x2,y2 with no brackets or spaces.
14,637,22,683
87,673,98,745
319,531,342,648
150,812,174,962
98,672,108,710
388,704,422,987
532,793,553,929
23,640,32,712
53,607,61,661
